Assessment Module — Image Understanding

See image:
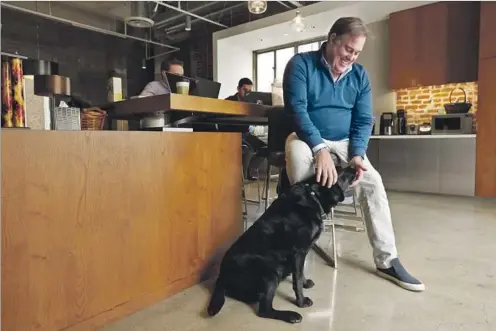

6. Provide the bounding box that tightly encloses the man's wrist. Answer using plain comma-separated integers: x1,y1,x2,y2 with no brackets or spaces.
314,145,330,156
312,143,329,155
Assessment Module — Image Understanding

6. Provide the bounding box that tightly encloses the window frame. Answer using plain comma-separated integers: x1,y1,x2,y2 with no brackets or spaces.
252,36,326,91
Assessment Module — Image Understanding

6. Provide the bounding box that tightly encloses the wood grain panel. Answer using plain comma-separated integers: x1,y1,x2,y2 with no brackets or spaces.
1,130,242,330
417,2,449,87
475,58,496,197
389,2,480,89
389,8,418,89
479,2,496,60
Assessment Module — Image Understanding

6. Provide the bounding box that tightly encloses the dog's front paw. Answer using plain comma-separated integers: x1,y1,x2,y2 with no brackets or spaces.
303,279,315,289
296,297,313,308
281,311,303,323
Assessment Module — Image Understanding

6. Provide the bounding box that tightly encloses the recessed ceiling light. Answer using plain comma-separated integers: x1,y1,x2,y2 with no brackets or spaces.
284,33,289,36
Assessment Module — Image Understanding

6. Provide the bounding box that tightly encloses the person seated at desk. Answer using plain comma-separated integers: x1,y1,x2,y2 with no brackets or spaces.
225,77,253,102
225,78,268,180
139,59,184,97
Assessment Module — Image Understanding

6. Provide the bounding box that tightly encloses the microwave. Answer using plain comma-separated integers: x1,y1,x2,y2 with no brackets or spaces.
431,113,474,135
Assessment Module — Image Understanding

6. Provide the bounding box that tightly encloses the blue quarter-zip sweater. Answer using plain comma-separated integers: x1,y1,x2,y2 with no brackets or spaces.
282,43,374,158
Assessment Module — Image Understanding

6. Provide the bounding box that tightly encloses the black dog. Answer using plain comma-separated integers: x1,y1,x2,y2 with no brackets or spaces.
207,165,357,323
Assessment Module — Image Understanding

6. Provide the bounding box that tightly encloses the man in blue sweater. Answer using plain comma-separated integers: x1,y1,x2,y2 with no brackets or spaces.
283,17,425,292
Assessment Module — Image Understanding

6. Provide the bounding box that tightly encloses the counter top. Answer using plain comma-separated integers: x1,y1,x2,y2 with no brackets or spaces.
105,93,270,119
370,134,476,139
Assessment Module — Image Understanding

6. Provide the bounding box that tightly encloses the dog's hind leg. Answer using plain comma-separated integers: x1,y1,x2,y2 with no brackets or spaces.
257,276,303,324
292,251,314,308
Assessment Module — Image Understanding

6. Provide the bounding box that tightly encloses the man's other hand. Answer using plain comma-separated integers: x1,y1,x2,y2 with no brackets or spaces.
350,155,367,187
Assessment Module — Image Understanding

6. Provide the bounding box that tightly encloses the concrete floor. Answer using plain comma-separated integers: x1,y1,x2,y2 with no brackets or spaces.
101,188,496,331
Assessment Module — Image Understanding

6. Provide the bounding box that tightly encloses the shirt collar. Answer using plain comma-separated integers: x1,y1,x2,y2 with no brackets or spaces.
320,42,353,82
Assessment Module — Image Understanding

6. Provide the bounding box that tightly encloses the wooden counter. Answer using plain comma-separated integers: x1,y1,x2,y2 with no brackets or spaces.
1,130,242,330
106,93,270,119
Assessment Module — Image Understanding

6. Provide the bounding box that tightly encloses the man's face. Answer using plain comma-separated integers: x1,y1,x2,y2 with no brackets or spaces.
168,64,184,76
326,33,366,75
238,84,253,98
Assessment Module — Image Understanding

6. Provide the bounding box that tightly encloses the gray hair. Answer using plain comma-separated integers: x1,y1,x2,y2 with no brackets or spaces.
327,17,371,42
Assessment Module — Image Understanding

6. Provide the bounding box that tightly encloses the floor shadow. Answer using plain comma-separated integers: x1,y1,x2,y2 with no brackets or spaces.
336,256,376,276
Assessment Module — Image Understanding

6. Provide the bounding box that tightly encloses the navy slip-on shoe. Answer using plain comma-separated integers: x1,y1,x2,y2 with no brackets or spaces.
377,258,426,292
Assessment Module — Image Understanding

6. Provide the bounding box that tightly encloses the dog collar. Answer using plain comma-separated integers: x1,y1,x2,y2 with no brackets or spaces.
304,184,327,219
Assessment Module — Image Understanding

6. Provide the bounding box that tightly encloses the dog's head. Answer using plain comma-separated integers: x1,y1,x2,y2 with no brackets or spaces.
308,165,358,214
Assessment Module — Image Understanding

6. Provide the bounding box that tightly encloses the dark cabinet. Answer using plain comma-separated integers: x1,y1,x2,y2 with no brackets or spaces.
389,8,418,89
389,2,480,89
479,2,496,60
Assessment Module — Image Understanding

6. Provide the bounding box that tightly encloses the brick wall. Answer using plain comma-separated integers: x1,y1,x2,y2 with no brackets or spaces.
395,82,478,125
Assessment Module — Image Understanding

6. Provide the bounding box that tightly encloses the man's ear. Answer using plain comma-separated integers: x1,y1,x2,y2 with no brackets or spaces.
328,32,337,44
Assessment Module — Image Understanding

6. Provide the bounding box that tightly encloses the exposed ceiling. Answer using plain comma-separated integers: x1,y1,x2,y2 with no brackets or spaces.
1,0,321,54
3,1,319,44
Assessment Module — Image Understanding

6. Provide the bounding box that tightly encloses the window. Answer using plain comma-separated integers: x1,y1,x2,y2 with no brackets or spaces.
297,42,319,53
254,38,326,92
256,52,274,93
275,47,295,82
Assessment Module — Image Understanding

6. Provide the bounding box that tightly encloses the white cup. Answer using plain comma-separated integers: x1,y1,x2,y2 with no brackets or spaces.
176,81,190,95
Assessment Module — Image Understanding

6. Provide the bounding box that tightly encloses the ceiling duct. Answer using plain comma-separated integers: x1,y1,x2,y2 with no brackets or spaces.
125,1,154,28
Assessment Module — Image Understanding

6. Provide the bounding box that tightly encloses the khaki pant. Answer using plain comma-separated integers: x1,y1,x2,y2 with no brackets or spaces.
285,133,397,269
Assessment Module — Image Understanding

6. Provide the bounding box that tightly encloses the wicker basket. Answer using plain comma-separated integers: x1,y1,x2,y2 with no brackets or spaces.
81,107,106,130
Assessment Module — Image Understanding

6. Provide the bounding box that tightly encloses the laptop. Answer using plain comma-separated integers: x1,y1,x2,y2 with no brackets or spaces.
193,77,221,99
165,72,221,99
243,91,273,106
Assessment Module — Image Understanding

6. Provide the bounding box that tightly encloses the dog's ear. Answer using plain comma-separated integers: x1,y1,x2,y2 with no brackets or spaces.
330,186,345,204
291,183,314,208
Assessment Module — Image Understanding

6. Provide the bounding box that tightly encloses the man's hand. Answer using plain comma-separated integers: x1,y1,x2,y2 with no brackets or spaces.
315,148,337,188
350,155,368,187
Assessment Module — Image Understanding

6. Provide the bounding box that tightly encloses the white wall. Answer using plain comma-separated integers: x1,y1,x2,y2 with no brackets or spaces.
217,40,254,99
356,19,396,130
213,1,437,99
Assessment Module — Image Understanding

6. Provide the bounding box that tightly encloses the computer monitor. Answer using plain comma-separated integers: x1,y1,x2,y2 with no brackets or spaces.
243,91,273,106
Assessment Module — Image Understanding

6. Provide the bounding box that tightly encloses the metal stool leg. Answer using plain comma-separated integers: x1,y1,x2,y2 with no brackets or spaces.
255,168,261,205
312,207,337,268
264,161,271,211
330,207,337,269
241,167,248,231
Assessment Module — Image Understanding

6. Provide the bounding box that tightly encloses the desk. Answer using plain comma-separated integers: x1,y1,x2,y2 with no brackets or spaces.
105,94,270,129
1,96,270,331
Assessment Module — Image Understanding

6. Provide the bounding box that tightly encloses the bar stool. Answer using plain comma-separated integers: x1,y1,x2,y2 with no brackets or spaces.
241,143,262,206
262,106,366,269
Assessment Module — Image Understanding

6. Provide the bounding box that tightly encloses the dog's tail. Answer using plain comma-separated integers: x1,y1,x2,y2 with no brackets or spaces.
207,278,226,317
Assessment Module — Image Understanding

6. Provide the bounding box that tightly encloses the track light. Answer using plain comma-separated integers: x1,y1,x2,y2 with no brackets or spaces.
185,15,191,31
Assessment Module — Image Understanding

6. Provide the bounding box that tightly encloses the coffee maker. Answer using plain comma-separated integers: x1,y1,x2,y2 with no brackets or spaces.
379,112,397,135
396,109,407,135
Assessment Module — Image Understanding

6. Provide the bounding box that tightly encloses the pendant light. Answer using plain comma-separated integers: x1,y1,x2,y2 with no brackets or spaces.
290,10,305,33
248,0,268,14
34,75,71,97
